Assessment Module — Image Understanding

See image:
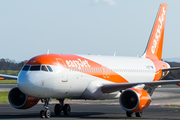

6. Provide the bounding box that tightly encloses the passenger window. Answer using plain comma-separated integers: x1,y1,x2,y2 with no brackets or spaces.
30,65,41,71
22,65,30,71
41,65,48,72
47,65,53,72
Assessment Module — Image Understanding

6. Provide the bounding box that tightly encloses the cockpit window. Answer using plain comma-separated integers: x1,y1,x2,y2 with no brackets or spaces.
30,65,41,71
47,65,53,72
22,65,53,72
41,65,48,72
22,65,30,71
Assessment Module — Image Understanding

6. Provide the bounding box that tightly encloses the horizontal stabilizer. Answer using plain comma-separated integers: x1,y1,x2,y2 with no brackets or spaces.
162,67,180,71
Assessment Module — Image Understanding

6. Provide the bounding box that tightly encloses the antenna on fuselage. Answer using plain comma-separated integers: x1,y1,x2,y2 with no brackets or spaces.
47,49,49,55
114,52,116,57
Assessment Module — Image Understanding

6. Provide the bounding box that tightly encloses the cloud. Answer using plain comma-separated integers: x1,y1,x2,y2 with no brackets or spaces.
93,0,117,6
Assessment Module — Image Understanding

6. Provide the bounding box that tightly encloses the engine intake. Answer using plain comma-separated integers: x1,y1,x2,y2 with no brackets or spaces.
8,87,39,109
120,88,151,112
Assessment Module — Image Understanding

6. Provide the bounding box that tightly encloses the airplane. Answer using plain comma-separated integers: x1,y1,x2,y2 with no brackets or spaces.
1,3,180,118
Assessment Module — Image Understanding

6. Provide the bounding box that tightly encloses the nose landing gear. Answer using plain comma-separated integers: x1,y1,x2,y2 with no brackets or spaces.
54,99,71,116
40,99,51,119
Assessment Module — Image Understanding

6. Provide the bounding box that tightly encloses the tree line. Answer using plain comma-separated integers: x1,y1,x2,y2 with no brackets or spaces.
0,58,27,70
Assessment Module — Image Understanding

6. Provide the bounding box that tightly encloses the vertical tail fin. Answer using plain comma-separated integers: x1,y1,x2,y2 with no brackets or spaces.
142,3,167,60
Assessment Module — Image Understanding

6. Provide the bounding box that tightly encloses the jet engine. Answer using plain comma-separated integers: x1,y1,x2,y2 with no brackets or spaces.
8,87,39,109
119,88,151,112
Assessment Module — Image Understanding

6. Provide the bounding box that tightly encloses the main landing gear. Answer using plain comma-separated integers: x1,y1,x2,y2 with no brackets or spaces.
40,99,51,118
54,99,71,116
126,111,143,117
39,99,71,119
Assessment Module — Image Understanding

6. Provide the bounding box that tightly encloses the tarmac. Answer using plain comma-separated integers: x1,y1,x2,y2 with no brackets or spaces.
1,84,180,119
1,103,180,120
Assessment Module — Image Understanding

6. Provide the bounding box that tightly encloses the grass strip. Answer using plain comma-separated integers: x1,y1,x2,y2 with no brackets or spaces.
166,104,180,107
0,70,19,76
0,80,17,84
0,92,9,103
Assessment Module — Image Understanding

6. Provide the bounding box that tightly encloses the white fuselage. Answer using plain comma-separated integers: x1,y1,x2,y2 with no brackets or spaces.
17,55,157,100
18,55,158,99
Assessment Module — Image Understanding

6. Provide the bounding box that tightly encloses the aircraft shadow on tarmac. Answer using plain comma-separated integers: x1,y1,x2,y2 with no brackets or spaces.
0,113,138,119
0,111,172,120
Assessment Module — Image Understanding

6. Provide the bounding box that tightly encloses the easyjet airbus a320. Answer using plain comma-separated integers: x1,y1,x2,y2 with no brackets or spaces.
1,3,180,118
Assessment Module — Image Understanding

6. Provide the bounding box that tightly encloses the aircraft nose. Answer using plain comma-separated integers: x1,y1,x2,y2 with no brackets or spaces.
17,71,37,97
17,70,58,98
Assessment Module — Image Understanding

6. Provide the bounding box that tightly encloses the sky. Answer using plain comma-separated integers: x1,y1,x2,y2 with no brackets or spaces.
1,0,180,61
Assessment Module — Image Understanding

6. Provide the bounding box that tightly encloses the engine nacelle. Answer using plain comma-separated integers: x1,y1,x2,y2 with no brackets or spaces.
8,87,39,109
119,88,151,112
176,83,180,86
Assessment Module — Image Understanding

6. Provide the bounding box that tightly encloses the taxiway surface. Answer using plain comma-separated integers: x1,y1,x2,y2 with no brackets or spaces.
1,104,180,120
1,84,180,119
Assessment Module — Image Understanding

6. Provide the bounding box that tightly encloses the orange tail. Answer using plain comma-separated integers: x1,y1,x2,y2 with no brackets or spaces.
142,3,167,60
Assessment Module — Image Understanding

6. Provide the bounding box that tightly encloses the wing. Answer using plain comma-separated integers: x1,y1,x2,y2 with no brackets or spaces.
0,74,18,80
101,79,180,93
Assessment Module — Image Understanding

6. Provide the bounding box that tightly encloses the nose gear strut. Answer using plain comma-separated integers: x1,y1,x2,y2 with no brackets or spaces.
40,99,51,118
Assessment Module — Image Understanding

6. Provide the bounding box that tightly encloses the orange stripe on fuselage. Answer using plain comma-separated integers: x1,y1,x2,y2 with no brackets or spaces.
26,54,128,83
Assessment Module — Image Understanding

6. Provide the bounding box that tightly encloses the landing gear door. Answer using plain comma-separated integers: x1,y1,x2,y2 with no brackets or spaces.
56,58,68,82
